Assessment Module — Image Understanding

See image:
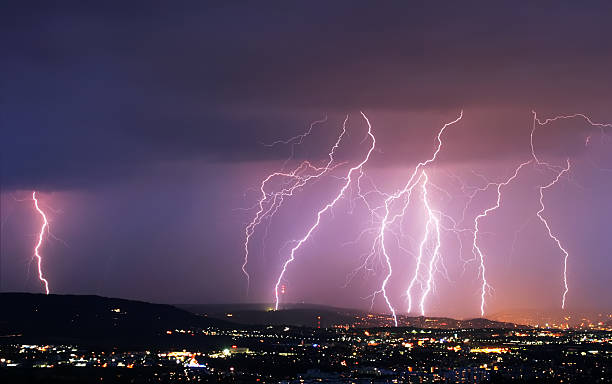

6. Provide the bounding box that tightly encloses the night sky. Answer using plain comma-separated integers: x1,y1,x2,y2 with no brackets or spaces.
1,1,611,318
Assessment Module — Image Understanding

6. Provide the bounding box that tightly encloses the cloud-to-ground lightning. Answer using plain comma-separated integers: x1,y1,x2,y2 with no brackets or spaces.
242,108,609,324
373,111,463,325
32,191,50,295
242,117,347,290
460,111,609,315
536,159,571,308
405,171,442,316
470,160,532,316
530,111,611,309
274,112,376,310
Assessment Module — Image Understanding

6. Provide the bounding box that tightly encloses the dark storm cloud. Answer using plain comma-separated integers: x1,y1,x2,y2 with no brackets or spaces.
2,1,611,189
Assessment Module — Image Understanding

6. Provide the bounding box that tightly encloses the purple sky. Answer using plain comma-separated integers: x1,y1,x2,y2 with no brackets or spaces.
1,2,611,318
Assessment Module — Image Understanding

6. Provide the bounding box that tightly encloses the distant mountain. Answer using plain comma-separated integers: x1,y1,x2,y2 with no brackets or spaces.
0,293,525,349
179,302,526,329
0,293,230,348
394,315,526,329
179,303,361,328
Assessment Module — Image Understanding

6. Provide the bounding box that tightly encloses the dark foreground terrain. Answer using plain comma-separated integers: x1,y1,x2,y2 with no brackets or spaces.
1,293,610,383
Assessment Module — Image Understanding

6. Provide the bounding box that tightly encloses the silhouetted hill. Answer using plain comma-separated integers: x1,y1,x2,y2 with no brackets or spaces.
392,315,526,329
0,293,231,348
0,293,524,348
179,303,360,327
179,303,526,329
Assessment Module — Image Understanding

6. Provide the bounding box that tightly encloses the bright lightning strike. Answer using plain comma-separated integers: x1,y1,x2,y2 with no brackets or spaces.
32,191,50,295
274,112,376,310
530,111,611,309
536,159,571,309
405,171,442,316
471,160,532,316
374,111,463,325
242,117,347,291
242,108,608,324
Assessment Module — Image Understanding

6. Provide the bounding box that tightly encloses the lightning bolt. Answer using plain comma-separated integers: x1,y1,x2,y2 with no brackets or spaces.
373,110,463,325
242,108,608,322
32,191,50,295
531,111,612,168
262,116,328,149
466,111,608,315
533,112,612,137
242,117,347,290
530,111,611,309
405,171,442,316
536,159,571,308
274,112,376,310
471,160,532,316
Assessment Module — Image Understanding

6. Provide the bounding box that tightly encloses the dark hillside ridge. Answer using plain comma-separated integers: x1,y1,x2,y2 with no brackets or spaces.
179,303,526,329
0,293,230,348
